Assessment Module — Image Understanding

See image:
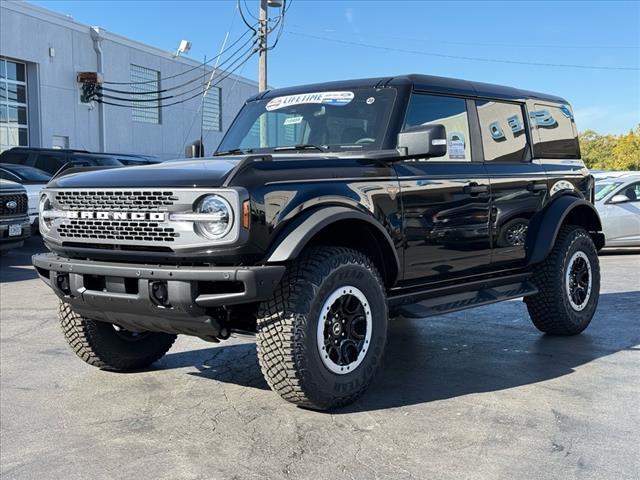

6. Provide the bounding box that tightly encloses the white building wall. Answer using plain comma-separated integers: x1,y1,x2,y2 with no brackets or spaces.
0,1,257,158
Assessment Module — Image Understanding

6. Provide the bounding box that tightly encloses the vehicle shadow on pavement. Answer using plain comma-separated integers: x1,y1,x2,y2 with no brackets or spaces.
160,342,270,390
0,236,46,283
160,290,640,411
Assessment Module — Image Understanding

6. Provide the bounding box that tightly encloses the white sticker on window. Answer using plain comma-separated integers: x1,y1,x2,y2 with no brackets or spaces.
265,91,355,111
283,116,303,126
448,139,466,159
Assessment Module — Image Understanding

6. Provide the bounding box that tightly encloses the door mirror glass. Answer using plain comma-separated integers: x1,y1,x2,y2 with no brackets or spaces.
397,124,447,159
609,194,630,204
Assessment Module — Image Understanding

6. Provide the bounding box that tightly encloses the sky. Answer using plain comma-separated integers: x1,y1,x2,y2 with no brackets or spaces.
30,0,640,135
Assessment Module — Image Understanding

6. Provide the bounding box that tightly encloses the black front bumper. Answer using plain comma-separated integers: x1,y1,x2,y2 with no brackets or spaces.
33,253,285,337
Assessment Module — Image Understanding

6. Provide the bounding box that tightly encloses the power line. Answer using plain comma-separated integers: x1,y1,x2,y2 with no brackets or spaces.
95,50,257,109
102,26,257,85
287,31,640,71
287,24,639,51
97,36,258,97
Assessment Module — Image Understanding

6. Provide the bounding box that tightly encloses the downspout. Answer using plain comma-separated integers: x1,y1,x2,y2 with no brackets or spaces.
90,27,106,152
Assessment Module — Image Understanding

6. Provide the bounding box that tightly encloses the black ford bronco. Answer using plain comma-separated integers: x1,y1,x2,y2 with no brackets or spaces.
33,74,604,409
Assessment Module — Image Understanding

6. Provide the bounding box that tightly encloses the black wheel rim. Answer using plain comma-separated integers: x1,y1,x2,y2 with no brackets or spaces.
317,286,371,374
565,251,592,311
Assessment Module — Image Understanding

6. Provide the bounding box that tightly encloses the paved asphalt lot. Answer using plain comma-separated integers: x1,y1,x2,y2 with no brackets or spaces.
1,237,639,480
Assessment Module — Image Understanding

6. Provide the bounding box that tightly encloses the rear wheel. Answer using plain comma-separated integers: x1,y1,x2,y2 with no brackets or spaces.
256,247,388,410
59,302,176,371
525,225,600,335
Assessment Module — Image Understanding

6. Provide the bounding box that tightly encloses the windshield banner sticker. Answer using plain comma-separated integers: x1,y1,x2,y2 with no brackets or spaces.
266,91,355,111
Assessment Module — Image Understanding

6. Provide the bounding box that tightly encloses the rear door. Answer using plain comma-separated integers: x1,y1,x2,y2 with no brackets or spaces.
474,100,547,267
395,93,492,284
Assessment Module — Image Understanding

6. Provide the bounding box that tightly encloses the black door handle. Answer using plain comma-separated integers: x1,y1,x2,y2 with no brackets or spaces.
463,183,489,195
527,182,548,192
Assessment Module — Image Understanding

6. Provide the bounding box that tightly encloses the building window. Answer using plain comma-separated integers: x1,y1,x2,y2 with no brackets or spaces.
202,87,222,131
130,64,160,124
476,100,528,163
0,58,28,152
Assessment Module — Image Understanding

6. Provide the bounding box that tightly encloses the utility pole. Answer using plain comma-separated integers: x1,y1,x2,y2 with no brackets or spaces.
258,0,268,92
258,0,268,147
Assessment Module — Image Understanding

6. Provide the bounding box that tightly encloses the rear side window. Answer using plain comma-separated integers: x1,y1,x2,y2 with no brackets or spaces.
476,100,528,163
34,155,68,174
0,151,29,164
403,94,471,161
530,103,579,158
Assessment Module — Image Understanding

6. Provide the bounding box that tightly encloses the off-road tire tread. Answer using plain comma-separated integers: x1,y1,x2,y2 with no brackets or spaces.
525,225,599,335
59,302,176,371
256,247,386,410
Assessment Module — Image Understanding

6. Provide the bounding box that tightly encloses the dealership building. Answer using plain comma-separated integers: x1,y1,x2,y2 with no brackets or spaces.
0,1,258,158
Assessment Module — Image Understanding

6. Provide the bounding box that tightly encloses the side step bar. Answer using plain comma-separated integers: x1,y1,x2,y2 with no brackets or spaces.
390,278,538,319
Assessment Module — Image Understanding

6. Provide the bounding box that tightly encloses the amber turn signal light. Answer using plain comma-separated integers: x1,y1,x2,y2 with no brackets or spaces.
242,200,250,229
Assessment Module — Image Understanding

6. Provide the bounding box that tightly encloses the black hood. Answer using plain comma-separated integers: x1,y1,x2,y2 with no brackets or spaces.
48,158,241,188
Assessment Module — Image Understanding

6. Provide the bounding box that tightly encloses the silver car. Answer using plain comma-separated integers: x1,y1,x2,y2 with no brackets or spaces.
595,174,640,247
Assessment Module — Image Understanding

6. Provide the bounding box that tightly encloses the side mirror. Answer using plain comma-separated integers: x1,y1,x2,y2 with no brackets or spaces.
397,124,447,159
609,194,630,204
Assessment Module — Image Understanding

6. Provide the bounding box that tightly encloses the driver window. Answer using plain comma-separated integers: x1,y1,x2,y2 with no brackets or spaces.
620,182,640,202
403,94,471,161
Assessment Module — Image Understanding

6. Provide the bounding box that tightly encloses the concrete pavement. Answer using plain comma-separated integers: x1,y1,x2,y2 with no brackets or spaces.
1,237,639,480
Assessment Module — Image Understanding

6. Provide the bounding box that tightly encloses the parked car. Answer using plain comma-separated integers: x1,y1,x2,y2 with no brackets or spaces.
595,174,640,247
0,179,31,253
0,147,127,176
591,170,639,181
0,163,51,231
33,74,604,410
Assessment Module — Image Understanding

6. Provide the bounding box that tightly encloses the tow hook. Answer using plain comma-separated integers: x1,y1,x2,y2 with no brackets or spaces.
149,281,170,307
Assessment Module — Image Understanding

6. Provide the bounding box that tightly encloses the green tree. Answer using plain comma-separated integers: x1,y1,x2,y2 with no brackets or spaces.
611,126,640,170
578,126,640,171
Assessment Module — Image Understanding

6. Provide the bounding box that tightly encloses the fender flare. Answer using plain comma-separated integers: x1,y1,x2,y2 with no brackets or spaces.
526,194,604,265
266,206,400,282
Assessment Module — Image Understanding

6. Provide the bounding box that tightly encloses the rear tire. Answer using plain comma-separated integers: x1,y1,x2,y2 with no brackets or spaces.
525,225,600,335
59,302,176,371
256,247,388,410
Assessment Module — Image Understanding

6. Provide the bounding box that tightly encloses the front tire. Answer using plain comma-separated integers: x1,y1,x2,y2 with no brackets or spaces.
256,247,388,410
59,302,177,371
525,225,600,335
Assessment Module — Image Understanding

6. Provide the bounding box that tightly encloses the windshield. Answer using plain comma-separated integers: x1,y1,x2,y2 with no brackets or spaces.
595,182,623,201
0,164,51,183
217,88,397,154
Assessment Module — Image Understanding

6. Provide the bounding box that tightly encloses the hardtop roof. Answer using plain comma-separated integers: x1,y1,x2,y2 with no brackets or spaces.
252,73,568,104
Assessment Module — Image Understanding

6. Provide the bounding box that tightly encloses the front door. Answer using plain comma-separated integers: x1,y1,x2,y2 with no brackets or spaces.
395,93,492,283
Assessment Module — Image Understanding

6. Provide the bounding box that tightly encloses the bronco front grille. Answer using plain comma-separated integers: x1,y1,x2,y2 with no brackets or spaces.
55,190,178,212
1,193,29,217
58,219,177,242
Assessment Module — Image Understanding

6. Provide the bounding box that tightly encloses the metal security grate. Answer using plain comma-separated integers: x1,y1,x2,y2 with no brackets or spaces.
55,191,178,212
58,220,177,242
0,193,28,216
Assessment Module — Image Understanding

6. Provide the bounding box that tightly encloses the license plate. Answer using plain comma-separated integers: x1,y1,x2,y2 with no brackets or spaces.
8,224,22,237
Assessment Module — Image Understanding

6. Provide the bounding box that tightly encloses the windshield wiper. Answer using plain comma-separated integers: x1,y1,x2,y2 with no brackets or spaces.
213,148,253,156
273,144,328,152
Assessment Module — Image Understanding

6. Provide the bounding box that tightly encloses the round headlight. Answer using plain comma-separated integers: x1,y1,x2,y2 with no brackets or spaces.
195,195,233,239
39,194,52,233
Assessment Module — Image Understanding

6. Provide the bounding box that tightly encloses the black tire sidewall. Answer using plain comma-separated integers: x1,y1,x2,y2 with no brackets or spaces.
300,261,387,406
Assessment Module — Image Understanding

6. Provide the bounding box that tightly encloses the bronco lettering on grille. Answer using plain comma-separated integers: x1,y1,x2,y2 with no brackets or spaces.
67,211,167,221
